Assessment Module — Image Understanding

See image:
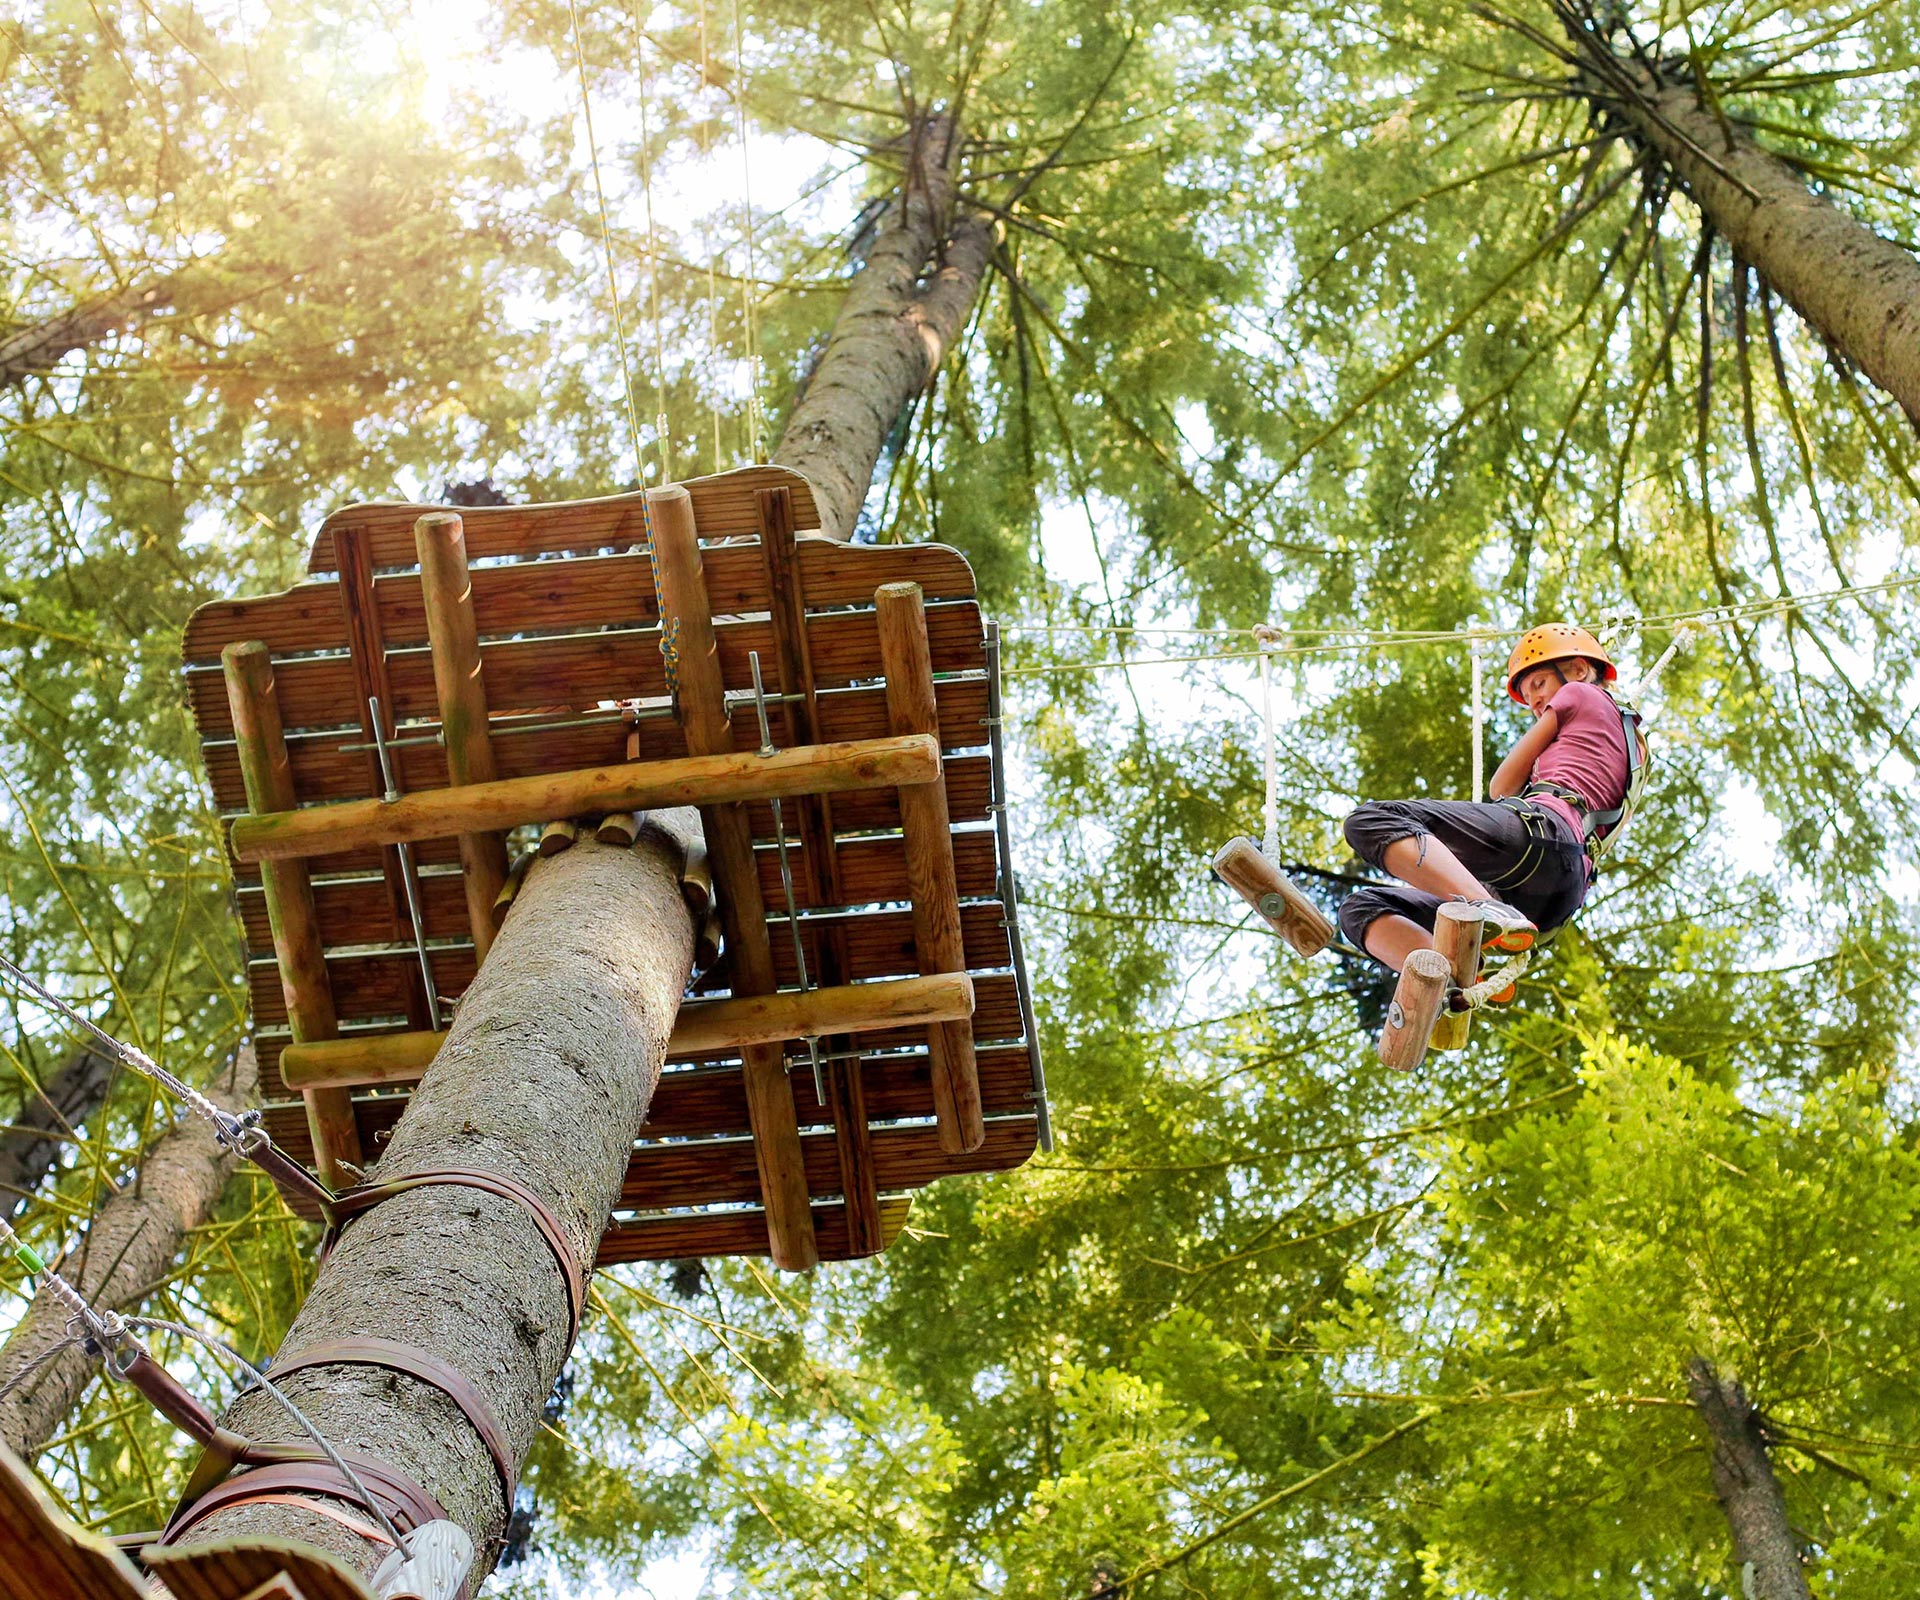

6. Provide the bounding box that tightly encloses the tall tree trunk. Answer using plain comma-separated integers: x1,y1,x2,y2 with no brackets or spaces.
0,1044,117,1216
0,278,182,388
1597,65,1920,426
1686,1357,1813,1600
0,1044,258,1457
171,828,697,1580
772,113,997,540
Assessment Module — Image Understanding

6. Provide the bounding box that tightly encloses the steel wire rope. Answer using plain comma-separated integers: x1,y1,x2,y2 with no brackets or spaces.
632,1,673,482
731,0,768,461
566,0,648,486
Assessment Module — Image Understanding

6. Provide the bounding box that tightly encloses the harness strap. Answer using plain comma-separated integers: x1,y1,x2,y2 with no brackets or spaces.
325,1168,585,1346
262,1338,516,1522
160,1448,448,1546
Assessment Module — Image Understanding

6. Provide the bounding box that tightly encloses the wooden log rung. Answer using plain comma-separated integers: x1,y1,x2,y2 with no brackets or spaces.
228,733,941,864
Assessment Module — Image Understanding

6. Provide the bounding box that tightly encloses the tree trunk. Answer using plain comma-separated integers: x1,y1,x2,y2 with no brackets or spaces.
772,114,997,540
1599,65,1920,426
1686,1356,1813,1600
0,278,182,388
171,827,697,1582
0,1044,117,1217
0,1045,258,1457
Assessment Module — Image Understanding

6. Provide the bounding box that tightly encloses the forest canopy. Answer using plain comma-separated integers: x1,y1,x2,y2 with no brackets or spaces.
2,0,1919,1596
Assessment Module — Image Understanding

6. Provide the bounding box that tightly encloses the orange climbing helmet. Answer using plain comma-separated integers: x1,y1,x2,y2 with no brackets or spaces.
1505,623,1617,703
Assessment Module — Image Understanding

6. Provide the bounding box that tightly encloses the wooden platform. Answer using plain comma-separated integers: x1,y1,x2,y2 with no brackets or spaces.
182,466,1045,1267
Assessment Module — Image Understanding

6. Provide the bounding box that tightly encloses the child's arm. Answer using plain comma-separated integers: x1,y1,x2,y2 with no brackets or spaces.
1487,710,1560,799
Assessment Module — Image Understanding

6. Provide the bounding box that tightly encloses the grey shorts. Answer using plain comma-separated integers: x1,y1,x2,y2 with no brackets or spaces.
1336,797,1590,956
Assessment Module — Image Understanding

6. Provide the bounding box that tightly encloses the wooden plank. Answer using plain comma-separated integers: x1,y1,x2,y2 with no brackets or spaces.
304,467,819,574
234,831,1000,950
877,582,984,1155
223,643,362,1184
259,1036,1036,1156
652,482,817,1273
229,734,940,864
619,1116,1036,1210
0,1439,148,1600
141,1540,375,1600
245,899,1006,1034
278,974,975,1089
198,676,990,819
415,510,511,960
595,1194,911,1266
183,603,985,740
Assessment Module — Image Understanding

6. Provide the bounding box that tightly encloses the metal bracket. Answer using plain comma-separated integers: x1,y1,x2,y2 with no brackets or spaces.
373,1518,475,1600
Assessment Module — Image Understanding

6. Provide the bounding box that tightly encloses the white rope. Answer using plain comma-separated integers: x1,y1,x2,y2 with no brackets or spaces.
1457,946,1531,1010
1470,640,1485,802
1260,648,1278,862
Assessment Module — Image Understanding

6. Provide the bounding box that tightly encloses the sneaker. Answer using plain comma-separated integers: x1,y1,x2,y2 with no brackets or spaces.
1455,898,1536,954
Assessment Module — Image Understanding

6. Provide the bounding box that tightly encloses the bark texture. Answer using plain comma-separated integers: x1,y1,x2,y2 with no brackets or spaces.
0,1044,258,1457
177,828,697,1581
1686,1357,1813,1600
773,114,997,540
0,1044,117,1216
0,277,182,387
1602,66,1920,426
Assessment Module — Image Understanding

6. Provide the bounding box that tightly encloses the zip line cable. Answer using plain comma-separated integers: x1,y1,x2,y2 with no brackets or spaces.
1001,570,1920,680
567,0,648,487
732,0,768,462
632,4,673,483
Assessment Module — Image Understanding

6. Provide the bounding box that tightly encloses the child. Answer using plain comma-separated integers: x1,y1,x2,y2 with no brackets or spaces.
1337,623,1646,979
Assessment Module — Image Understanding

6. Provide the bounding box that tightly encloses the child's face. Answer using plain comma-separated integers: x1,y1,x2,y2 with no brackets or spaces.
1518,658,1595,717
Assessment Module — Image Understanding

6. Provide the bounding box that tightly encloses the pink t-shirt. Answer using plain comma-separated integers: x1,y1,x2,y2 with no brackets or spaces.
1530,680,1632,842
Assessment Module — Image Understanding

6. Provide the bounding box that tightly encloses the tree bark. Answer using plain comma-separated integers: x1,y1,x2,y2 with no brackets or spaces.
0,277,182,388
772,114,997,540
0,1045,258,1457
1599,66,1920,426
0,1044,117,1217
171,827,697,1582
1686,1356,1813,1600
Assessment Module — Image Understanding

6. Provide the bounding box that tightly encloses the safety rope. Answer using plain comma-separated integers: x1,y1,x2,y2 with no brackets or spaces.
1455,946,1531,1011
633,14,673,484
1470,639,1485,801
731,0,767,461
1010,571,1920,680
566,0,648,487
1259,648,1278,862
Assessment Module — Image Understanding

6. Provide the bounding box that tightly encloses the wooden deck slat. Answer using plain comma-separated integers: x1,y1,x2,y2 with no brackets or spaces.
257,1028,1034,1150
252,973,1028,1105
236,831,998,951
595,1193,913,1265
184,604,986,739
619,1116,1036,1209
183,536,979,666
200,676,989,821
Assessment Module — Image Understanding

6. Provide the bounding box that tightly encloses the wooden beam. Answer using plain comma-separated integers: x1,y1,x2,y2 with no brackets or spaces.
1377,949,1450,1072
651,483,819,1272
1210,838,1336,957
222,642,363,1184
414,511,511,961
875,581,984,1155
1428,903,1481,1052
278,972,978,1090
759,484,883,1255
228,733,940,864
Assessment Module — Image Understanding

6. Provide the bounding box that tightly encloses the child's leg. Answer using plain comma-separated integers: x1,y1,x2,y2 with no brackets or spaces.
1345,801,1533,909
1378,833,1495,902
1337,886,1442,973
